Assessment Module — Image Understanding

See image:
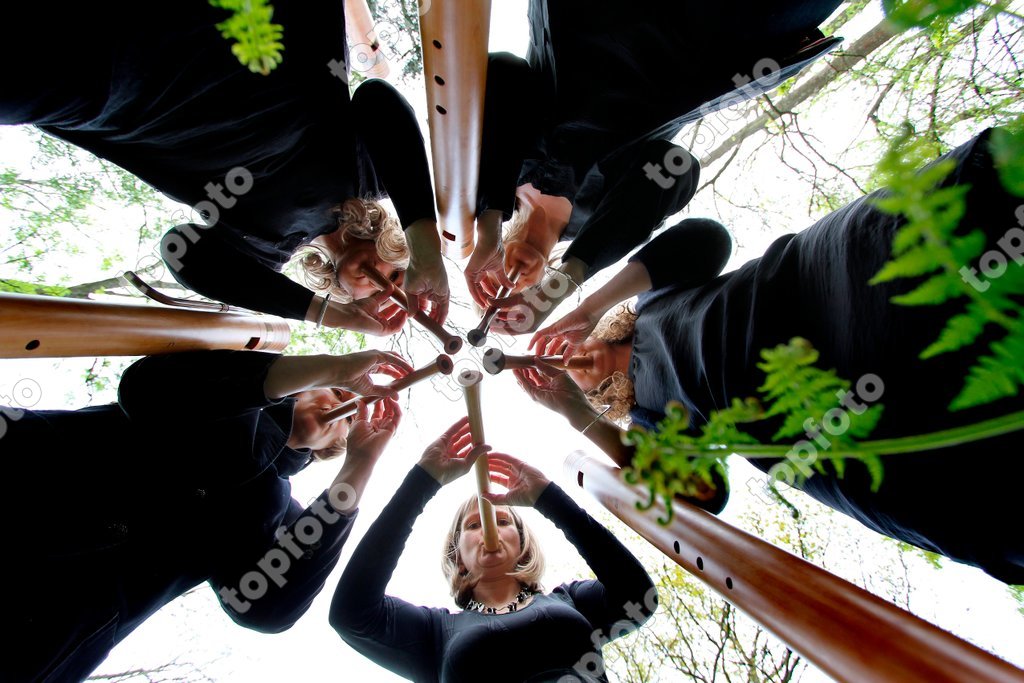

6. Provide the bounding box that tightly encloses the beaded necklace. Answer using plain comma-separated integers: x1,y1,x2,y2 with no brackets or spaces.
465,586,535,615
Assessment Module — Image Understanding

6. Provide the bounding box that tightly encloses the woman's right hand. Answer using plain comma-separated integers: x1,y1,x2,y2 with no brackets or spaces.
418,417,489,486
529,304,601,360
481,453,551,507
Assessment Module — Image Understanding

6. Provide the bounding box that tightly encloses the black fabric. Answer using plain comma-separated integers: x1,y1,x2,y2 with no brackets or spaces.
478,0,843,279
0,351,357,682
329,465,655,683
1,1,436,320
628,129,1024,584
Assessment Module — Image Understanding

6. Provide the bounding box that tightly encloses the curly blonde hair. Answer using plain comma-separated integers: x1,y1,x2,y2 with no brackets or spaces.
441,496,545,609
296,198,409,302
585,303,639,423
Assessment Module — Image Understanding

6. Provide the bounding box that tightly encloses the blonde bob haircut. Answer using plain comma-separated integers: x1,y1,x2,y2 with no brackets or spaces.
296,198,409,302
441,496,545,609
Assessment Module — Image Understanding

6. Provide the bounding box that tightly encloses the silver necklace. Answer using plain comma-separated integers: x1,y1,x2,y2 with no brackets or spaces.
466,586,534,615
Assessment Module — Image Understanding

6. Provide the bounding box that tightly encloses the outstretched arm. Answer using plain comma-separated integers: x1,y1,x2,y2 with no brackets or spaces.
562,139,700,280
329,419,483,681
351,79,449,324
164,223,411,334
211,398,401,633
164,223,315,320
118,350,412,423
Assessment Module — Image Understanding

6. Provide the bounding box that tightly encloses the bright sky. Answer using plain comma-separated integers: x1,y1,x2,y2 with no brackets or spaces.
2,2,1022,682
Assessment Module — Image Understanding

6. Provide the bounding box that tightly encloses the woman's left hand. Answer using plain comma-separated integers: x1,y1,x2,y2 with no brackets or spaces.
346,397,403,464
465,239,515,310
481,453,550,507
331,349,414,398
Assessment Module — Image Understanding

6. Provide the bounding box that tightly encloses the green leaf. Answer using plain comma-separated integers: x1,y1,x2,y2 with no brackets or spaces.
951,353,1021,410
860,453,886,492
870,244,945,284
920,310,987,358
209,0,285,75
992,122,1024,197
882,0,983,31
890,273,962,306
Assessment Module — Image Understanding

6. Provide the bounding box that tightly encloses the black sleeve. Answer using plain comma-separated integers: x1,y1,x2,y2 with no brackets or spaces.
117,350,282,422
629,217,734,291
210,491,358,633
163,223,315,320
476,52,544,219
329,465,443,681
534,483,657,637
351,79,437,228
563,139,701,279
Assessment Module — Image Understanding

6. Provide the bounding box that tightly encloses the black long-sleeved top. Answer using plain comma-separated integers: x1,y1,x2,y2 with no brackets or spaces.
2,1,436,320
478,1,843,279
1,351,356,682
627,129,1024,584
330,466,656,683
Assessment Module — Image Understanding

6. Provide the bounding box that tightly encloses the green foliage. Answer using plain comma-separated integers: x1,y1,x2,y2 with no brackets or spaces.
0,279,70,297
882,0,986,31
209,0,284,75
991,119,1024,197
871,125,1024,410
1010,585,1024,618
287,324,367,357
624,339,885,522
758,338,885,488
624,399,761,523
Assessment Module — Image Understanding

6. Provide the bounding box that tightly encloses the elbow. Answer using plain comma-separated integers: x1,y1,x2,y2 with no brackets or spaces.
228,606,303,635
160,223,206,280
328,582,362,636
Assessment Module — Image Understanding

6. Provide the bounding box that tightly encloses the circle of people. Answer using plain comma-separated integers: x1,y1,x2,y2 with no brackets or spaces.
3,1,1021,682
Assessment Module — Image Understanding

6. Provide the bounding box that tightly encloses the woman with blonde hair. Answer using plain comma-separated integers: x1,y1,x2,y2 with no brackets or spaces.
3,1,449,334
518,130,1024,585
330,417,657,682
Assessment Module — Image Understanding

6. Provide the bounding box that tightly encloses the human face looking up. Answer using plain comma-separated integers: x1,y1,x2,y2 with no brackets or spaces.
334,237,404,300
566,337,629,392
457,506,522,580
288,388,355,452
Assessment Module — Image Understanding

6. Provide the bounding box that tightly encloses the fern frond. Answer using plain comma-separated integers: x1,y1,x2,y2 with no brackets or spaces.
890,273,963,306
209,0,285,75
924,305,990,360
951,323,1024,409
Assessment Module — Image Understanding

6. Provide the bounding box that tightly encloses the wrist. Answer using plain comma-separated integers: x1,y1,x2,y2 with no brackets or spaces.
578,295,610,326
416,460,444,484
406,219,441,258
567,403,599,432
476,211,503,242
559,258,588,288
305,293,325,323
